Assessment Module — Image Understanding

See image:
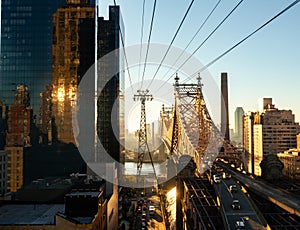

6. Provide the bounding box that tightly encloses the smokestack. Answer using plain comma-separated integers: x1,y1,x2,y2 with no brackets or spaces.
221,72,230,141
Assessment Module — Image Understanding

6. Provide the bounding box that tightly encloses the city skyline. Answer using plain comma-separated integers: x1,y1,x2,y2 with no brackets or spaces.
0,1,300,228
1,1,299,130
98,0,300,128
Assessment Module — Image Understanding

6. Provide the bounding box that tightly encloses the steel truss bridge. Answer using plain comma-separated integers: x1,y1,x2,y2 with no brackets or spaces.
159,74,241,172
157,75,300,229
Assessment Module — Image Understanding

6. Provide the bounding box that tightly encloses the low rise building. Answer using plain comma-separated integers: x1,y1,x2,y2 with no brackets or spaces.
277,134,300,185
0,177,117,229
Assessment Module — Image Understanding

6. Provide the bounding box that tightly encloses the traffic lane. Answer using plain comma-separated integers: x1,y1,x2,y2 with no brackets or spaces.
227,213,264,230
215,179,264,229
147,195,164,230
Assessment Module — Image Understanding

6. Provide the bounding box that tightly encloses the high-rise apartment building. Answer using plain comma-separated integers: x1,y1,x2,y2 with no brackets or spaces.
53,3,124,163
51,0,95,144
0,0,65,117
96,6,124,163
243,98,300,176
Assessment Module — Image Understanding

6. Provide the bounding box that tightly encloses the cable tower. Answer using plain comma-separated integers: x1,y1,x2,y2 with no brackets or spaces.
133,90,153,175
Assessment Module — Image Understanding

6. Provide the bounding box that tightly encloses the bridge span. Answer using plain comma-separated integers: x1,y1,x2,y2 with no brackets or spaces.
156,75,300,229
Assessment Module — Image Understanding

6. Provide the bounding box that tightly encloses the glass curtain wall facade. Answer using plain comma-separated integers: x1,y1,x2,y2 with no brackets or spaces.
0,0,65,117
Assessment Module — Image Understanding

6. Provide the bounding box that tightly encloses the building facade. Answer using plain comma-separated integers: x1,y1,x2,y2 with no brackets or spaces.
277,134,300,185
243,112,254,174
243,98,300,176
0,0,65,117
277,150,300,185
0,101,7,150
5,85,32,192
96,6,124,163
51,0,95,144
234,107,244,144
0,150,8,196
51,1,124,162
39,85,53,145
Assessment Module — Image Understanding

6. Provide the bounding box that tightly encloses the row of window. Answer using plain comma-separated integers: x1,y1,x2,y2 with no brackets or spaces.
0,172,6,179
0,155,7,161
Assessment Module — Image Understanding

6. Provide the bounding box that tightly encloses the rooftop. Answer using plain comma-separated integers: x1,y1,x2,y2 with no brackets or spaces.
0,204,64,225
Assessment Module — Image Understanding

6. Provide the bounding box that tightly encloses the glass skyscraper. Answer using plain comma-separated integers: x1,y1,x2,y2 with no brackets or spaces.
1,1,124,163
0,0,65,116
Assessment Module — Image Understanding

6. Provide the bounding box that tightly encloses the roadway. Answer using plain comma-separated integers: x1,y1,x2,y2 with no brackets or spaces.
219,162,300,217
132,190,165,230
213,177,265,230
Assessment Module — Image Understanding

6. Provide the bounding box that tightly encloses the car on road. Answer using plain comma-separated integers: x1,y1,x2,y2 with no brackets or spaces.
222,172,231,179
136,206,142,214
231,200,241,210
141,218,147,223
149,205,155,216
235,220,245,229
229,185,238,193
141,221,148,228
213,175,221,184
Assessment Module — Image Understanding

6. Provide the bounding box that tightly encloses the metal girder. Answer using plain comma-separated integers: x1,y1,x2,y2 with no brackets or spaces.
169,74,224,172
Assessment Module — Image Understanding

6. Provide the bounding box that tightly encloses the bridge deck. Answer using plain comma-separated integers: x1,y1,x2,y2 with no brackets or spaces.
224,166,300,217
213,177,266,230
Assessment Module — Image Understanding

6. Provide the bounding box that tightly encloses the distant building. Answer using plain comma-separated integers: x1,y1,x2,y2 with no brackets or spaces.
258,98,273,112
243,98,300,176
0,150,8,196
234,107,244,144
5,85,32,192
277,134,300,185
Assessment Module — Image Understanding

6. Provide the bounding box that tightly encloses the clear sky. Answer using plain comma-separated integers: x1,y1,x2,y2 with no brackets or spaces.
99,0,300,130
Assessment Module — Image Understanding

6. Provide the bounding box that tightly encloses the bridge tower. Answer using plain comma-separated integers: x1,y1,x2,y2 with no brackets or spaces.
133,90,153,175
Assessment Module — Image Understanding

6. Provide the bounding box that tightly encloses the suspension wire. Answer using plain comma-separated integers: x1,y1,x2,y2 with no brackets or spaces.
113,0,134,95
137,0,146,84
158,0,222,83
140,0,158,90
154,0,245,94
146,0,195,90
181,0,300,83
